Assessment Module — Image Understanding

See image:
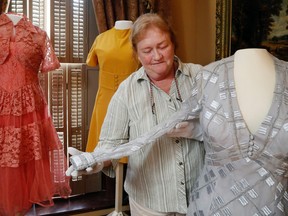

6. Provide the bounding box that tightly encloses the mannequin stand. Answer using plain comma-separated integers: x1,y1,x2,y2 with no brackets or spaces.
107,163,128,216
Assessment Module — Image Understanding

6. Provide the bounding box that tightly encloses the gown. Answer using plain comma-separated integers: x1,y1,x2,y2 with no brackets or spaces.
85,27,139,163
0,14,71,216
186,55,288,215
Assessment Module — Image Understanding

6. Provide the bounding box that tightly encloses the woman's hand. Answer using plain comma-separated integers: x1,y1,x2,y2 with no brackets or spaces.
65,147,104,177
167,119,203,141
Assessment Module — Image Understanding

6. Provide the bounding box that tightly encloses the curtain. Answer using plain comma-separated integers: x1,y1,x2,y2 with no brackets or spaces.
92,0,171,33
0,0,9,14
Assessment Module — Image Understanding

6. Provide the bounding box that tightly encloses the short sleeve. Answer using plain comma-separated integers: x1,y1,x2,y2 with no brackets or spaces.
40,33,60,73
86,37,98,66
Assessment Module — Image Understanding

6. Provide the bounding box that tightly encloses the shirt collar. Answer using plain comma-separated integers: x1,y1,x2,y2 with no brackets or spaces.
0,13,38,64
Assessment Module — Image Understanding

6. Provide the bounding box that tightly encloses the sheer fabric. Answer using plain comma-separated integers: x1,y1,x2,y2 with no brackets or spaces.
0,13,71,216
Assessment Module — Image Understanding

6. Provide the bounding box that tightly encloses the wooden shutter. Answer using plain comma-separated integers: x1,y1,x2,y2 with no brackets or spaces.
51,0,68,62
71,0,86,63
49,65,67,148
51,0,87,63
67,64,89,194
9,0,27,15
10,0,44,25
68,64,86,151
30,0,45,29
48,63,90,195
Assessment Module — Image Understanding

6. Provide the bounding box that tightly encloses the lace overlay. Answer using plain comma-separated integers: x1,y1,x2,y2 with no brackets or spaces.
0,117,62,167
0,84,46,116
0,13,70,216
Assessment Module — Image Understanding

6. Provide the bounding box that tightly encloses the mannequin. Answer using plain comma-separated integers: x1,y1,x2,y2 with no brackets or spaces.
85,19,138,216
85,19,138,153
4,0,22,25
234,48,275,133
6,13,22,24
114,20,133,30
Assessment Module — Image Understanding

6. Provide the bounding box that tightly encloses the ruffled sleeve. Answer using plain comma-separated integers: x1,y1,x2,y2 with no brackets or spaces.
40,33,60,73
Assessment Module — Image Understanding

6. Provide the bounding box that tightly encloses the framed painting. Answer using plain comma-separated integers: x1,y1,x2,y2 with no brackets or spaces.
215,0,288,61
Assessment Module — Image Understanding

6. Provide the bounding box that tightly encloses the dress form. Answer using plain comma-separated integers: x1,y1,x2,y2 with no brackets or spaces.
86,18,138,216
86,18,138,153
108,20,133,215
5,0,22,25
114,20,133,30
6,13,22,25
234,48,275,134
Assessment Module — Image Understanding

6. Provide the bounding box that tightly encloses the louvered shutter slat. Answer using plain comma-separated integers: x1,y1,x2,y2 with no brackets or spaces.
68,64,85,151
72,0,84,62
10,0,26,14
31,0,44,28
49,66,67,145
52,0,67,61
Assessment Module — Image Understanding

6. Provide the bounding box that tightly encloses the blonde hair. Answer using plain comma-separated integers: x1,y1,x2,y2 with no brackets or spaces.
131,13,177,52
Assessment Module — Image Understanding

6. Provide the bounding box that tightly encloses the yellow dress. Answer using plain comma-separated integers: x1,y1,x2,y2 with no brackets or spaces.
86,27,139,163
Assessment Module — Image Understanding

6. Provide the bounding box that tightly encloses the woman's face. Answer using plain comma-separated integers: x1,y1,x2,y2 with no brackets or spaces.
136,27,175,81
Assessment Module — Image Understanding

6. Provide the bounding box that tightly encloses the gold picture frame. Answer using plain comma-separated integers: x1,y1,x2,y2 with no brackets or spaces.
215,0,288,61
215,0,232,60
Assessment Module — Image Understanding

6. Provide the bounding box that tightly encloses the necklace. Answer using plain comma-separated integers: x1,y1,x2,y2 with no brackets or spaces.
149,74,182,124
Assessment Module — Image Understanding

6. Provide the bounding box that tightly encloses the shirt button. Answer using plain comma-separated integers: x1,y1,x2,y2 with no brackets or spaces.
179,162,183,166
175,139,180,144
248,151,253,157
181,181,185,185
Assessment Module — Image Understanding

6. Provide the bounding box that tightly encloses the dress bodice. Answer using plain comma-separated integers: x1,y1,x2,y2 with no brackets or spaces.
188,55,288,215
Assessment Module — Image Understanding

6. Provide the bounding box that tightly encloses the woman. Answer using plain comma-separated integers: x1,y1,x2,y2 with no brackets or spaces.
67,13,205,215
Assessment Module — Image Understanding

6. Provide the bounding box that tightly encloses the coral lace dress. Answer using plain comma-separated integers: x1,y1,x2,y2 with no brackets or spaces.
0,14,71,216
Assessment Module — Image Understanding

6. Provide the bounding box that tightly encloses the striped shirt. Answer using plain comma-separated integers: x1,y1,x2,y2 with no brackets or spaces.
99,57,205,214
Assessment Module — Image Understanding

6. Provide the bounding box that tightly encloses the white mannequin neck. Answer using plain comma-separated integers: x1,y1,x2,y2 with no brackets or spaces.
114,20,133,30
234,48,275,134
6,13,22,25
